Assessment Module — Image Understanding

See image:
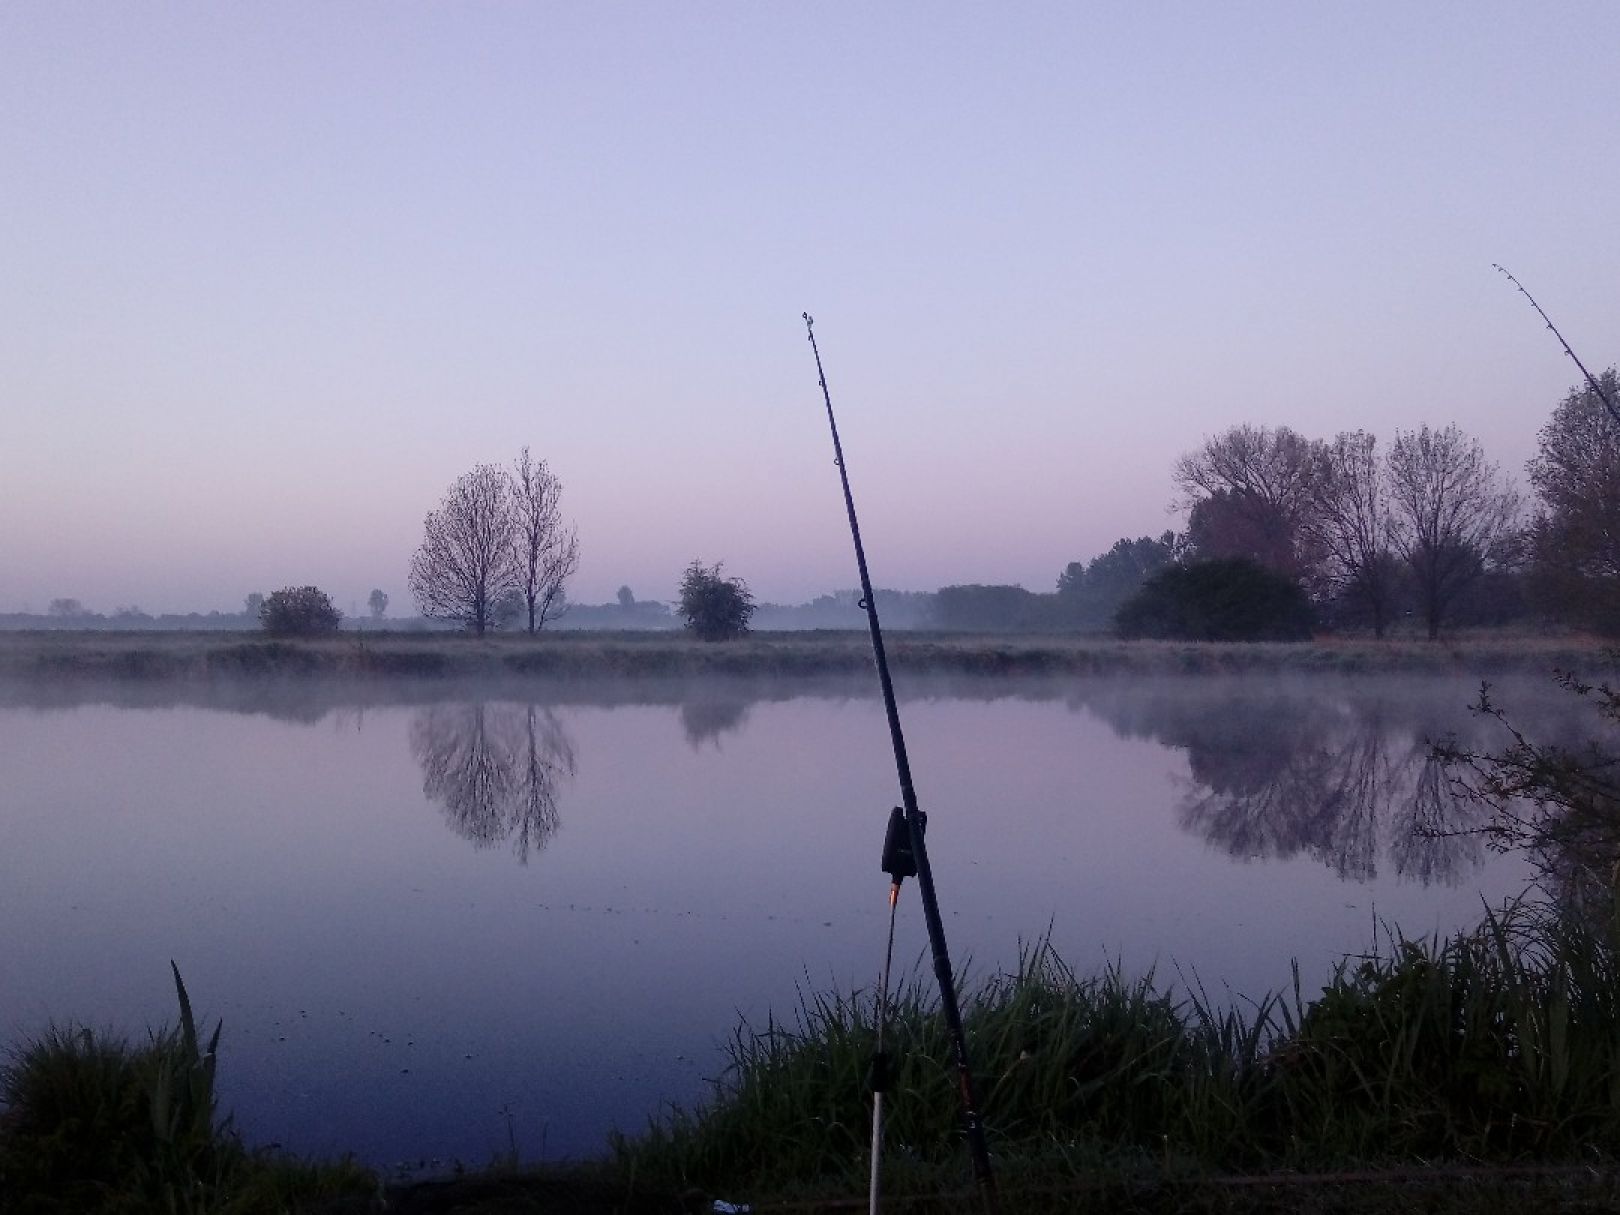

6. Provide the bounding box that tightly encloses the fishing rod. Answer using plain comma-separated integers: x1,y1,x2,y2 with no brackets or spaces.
1493,264,1620,427
803,313,999,1215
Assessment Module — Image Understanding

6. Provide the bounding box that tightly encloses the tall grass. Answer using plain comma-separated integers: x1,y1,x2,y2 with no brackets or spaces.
616,898,1620,1198
0,965,374,1214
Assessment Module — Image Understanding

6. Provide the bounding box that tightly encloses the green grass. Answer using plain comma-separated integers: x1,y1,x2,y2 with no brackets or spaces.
10,904,1620,1212
614,898,1620,1205
0,965,377,1215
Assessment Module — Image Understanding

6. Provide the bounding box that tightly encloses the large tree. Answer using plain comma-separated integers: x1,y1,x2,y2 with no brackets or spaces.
1305,431,1399,637
409,464,518,635
1173,425,1319,581
510,447,580,633
1528,369,1620,630
1386,424,1520,640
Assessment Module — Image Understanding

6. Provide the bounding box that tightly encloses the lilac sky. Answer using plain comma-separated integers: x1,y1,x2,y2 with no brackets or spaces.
3,4,1617,614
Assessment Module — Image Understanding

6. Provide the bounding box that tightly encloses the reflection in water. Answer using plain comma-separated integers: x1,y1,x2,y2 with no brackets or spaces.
1081,685,1489,885
409,703,576,861
678,696,751,749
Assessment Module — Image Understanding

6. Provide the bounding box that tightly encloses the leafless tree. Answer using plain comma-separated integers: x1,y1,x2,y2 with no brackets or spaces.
409,464,518,635
1386,424,1521,641
1305,431,1399,637
510,447,579,632
1173,424,1320,580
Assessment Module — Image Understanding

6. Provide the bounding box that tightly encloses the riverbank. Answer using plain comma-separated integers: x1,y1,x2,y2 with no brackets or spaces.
0,627,1612,683
8,902,1620,1213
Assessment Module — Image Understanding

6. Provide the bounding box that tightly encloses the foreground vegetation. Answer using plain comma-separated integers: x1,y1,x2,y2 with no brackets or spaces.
0,627,1613,684
9,901,1620,1213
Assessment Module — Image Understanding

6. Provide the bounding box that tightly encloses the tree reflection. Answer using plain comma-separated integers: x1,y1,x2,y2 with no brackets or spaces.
1083,684,1488,885
678,695,752,749
408,703,576,861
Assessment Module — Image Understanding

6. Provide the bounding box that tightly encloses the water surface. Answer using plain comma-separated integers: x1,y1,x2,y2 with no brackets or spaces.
0,673,1558,1169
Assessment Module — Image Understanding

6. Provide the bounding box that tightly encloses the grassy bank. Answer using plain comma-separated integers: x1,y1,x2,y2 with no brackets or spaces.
9,902,1620,1213
0,628,1613,683
617,899,1620,1200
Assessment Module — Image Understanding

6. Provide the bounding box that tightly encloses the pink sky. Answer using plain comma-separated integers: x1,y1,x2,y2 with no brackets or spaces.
3,3,1617,613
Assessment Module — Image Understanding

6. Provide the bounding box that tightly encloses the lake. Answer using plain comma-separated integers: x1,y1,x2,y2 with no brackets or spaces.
0,673,1563,1172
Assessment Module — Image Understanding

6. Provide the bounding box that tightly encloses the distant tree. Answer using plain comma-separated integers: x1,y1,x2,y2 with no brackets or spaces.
410,464,518,635
1057,532,1179,631
1386,424,1520,640
678,560,755,641
244,592,265,620
491,587,526,631
1527,369,1620,631
617,585,636,608
510,447,580,632
1173,425,1319,581
934,584,1042,631
1305,431,1399,637
368,589,389,620
259,586,342,636
47,598,86,618
1115,558,1315,642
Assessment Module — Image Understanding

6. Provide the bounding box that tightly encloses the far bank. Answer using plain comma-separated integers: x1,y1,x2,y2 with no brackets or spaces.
0,627,1613,683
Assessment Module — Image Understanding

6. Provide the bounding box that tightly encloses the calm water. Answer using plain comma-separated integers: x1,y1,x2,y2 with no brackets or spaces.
0,674,1561,1170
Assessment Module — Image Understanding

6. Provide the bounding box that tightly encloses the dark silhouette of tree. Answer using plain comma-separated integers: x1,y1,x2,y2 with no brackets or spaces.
1186,490,1301,575
677,560,755,640
1527,369,1620,632
1386,425,1520,640
1306,431,1399,637
1174,425,1319,580
617,585,635,608
1114,558,1314,641
511,447,579,633
47,598,86,618
367,589,389,620
1057,532,1178,632
410,464,518,635
409,702,576,862
934,584,1041,631
259,586,342,635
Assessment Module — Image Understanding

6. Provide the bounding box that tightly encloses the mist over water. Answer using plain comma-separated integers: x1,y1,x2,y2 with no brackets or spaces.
0,673,1550,1168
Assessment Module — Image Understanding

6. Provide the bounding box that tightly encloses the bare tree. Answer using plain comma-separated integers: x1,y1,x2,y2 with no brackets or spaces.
1386,424,1520,640
1173,424,1320,580
1305,431,1399,637
510,447,580,632
409,464,518,635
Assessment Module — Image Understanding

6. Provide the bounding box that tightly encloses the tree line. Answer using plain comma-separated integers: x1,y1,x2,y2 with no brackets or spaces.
938,369,1617,640
25,367,1615,642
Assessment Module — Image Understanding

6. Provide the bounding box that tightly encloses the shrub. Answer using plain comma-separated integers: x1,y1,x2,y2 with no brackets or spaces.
1114,558,1313,641
258,586,342,636
677,560,755,641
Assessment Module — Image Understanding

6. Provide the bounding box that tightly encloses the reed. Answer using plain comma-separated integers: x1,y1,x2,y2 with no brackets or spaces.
0,966,375,1214
615,898,1620,1198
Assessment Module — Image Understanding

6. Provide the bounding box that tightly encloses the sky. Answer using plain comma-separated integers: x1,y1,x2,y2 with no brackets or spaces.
2,3,1618,614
